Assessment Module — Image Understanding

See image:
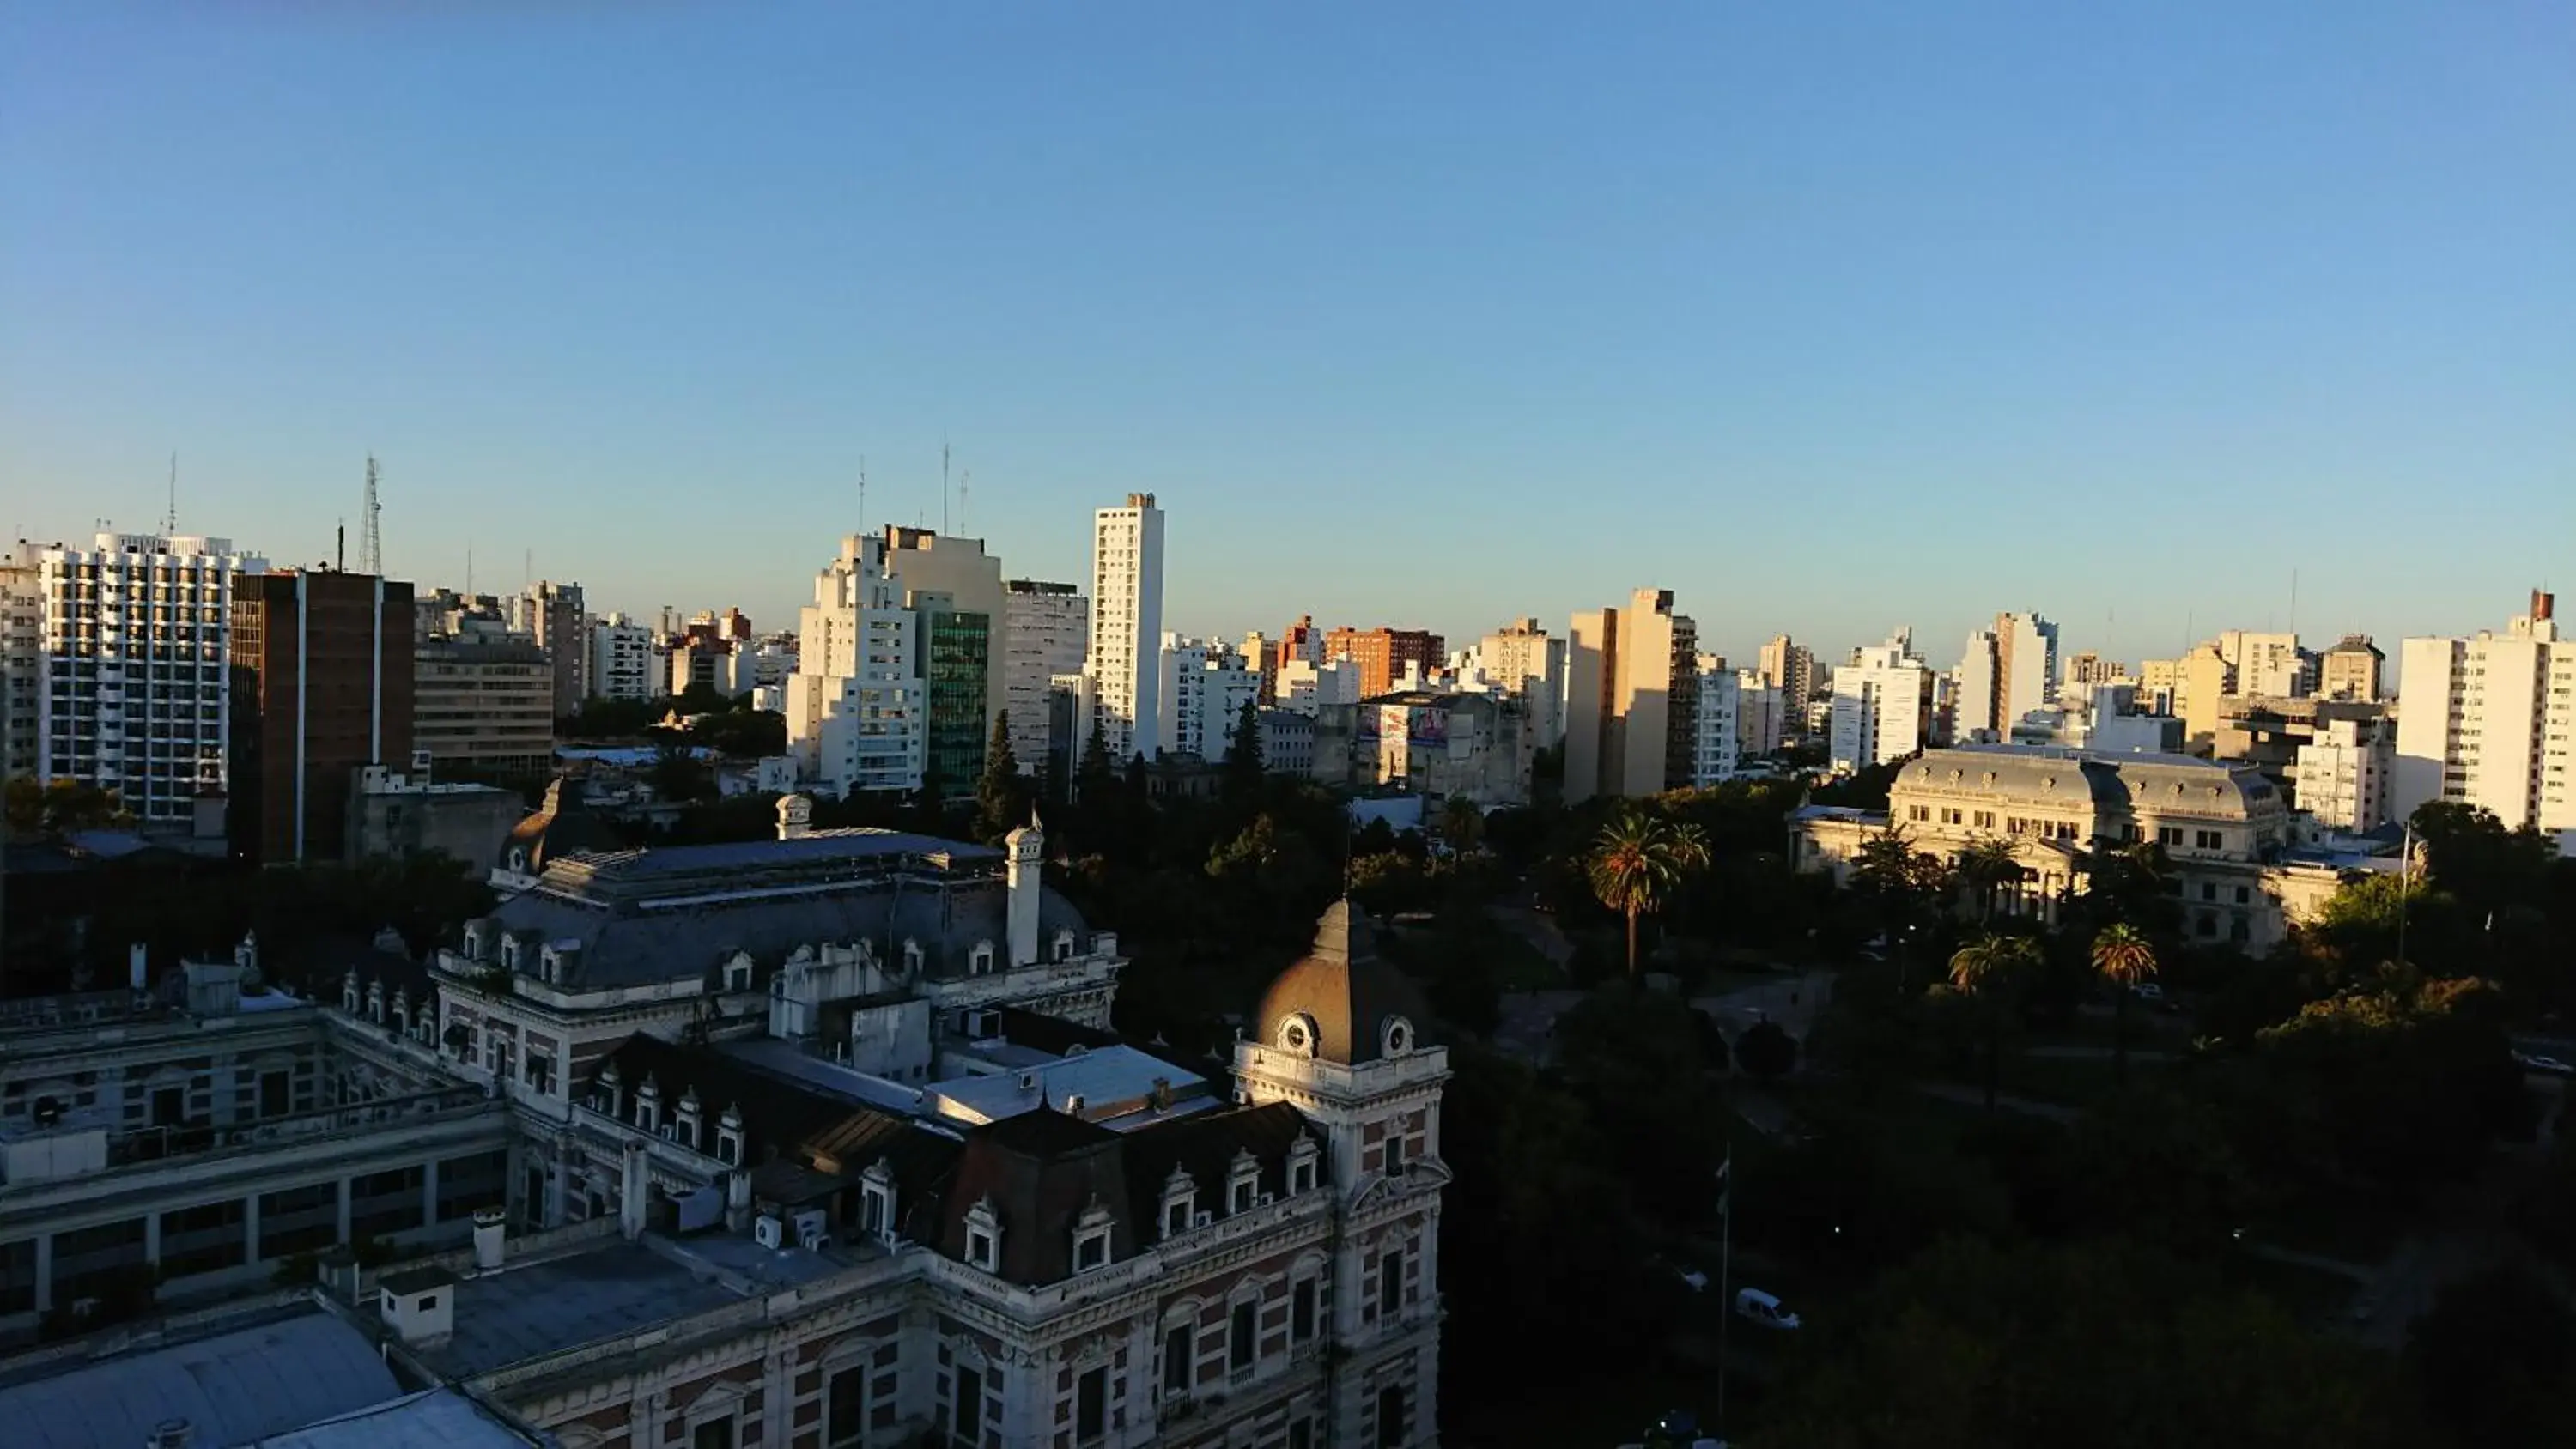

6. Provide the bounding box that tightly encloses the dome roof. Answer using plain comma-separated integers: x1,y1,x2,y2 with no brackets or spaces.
1254,900,1431,1066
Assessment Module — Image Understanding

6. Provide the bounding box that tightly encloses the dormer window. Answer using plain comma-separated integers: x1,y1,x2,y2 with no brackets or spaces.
1226,1148,1260,1216
723,954,753,993
367,982,385,1024
635,1077,660,1135
501,934,521,972
597,1064,623,1119
1277,1013,1318,1058
969,941,994,976
1161,1167,1197,1240
1072,1198,1114,1273
902,939,924,975
675,1088,702,1150
1381,1016,1413,1058
860,1158,896,1244
341,973,360,1015
1052,929,1075,963
963,1197,1001,1272
1288,1137,1320,1196
716,1105,743,1165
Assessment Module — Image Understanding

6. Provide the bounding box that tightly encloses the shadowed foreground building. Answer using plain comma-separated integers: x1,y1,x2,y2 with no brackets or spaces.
0,801,1449,1449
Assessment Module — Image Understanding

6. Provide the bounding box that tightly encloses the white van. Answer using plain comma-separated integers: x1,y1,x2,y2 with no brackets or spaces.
1733,1287,1801,1330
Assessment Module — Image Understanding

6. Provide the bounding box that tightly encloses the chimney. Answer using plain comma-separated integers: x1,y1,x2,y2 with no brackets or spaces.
618,1143,649,1240
471,1205,507,1270
1005,814,1044,967
2535,590,2555,622
776,793,813,841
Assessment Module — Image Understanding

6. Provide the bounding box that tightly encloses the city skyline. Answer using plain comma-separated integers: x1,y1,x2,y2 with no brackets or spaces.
7,4,2571,668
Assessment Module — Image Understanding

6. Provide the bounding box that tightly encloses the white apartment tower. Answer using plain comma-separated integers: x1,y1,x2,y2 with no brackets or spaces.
1829,628,1934,775
1004,580,1088,775
1473,619,1567,748
2393,592,2576,848
34,532,268,823
1158,634,1262,762
1084,494,1166,765
785,534,924,797
586,612,657,702
1690,655,1742,786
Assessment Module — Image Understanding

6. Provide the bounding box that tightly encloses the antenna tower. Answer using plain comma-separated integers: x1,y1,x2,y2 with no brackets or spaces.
163,452,178,537
359,455,384,576
941,442,951,534
858,457,868,531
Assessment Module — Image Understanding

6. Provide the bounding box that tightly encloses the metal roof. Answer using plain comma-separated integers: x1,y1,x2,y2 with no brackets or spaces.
0,1309,402,1449
240,1387,543,1448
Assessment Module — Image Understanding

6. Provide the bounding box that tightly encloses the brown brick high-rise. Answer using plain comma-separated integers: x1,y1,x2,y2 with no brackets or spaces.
1323,626,1447,698
230,571,416,864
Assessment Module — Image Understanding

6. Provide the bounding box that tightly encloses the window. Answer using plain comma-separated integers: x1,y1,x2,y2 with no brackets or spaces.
1163,1324,1194,1397
1230,1179,1254,1214
1164,1198,1191,1238
1291,1155,1317,1196
1290,1421,1315,1449
1230,1300,1258,1371
954,1366,982,1446
1380,1245,1406,1321
2199,882,2217,902
1973,810,1996,829
967,1228,995,1270
969,943,993,976
2196,829,2223,850
827,1364,867,1447
1384,1132,1406,1178
2233,885,2250,905
1076,1230,1108,1272
693,1418,735,1449
1377,1385,1408,1447
2158,826,2184,846
1292,1278,1316,1342
1076,1366,1107,1441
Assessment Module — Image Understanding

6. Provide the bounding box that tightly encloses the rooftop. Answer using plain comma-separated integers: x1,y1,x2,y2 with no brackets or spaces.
418,1239,745,1379
0,1307,402,1449
240,1386,544,1449
927,1045,1214,1131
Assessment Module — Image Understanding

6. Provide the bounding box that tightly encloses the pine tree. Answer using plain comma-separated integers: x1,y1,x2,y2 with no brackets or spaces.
1224,697,1265,808
975,711,1023,841
1076,715,1115,805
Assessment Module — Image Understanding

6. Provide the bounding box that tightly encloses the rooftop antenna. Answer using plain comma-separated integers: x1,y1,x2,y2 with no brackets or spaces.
337,520,345,573
941,440,951,534
162,452,178,537
2289,568,2300,638
359,454,383,576
466,541,474,596
957,470,970,537
524,548,532,591
857,455,867,530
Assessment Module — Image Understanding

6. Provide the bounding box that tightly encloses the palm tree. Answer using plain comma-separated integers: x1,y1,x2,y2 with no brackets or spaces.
1947,932,2039,1109
1953,837,2024,922
1587,807,1711,983
2090,923,2159,1086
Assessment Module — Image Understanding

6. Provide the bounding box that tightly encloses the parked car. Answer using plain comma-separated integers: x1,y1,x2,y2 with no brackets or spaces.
1653,1254,1710,1293
1734,1287,1801,1330
2133,982,2166,1005
2513,1051,2575,1077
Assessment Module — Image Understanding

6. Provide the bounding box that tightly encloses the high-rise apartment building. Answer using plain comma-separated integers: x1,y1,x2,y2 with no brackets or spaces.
1085,494,1165,765
412,634,553,779
1735,668,1786,759
1690,656,1742,786
1275,615,1324,672
1324,627,1447,700
0,544,41,782
2064,652,2128,688
882,527,1007,794
1994,612,2060,726
2394,593,2576,846
2318,634,2384,702
228,571,416,863
786,534,924,797
519,579,587,718
1954,628,2001,740
1004,580,1088,776
586,612,657,702
1158,634,1261,761
35,532,268,824
1563,589,1696,801
1829,628,1935,774
1473,618,1567,748
2293,714,2396,831
1758,635,1814,707
2219,630,2306,699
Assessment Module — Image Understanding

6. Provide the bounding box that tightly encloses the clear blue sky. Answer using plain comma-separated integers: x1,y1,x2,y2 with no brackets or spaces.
5,2,2569,674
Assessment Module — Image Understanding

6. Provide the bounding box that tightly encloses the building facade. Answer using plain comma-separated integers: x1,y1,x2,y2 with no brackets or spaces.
1792,744,2337,951
1690,658,1742,786
1758,635,1814,712
586,613,656,704
1828,629,1933,775
1563,589,1696,802
414,636,555,779
1,543,42,782
1159,636,1261,763
787,534,926,798
2317,634,2384,703
1086,494,1167,767
1005,581,1089,777
519,581,588,719
884,527,1009,792
34,533,268,824
2394,593,2576,847
1322,628,1446,701
1468,618,1565,749
1315,692,1533,806
228,570,417,864
2294,715,2397,832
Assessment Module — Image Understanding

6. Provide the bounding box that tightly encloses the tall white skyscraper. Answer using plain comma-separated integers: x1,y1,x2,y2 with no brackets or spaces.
35,532,268,824
1689,655,1742,786
1084,494,1165,765
1004,580,1088,776
785,534,923,797
1829,627,1934,775
1157,634,1261,762
586,612,657,702
2393,592,2576,848
1954,612,2059,737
